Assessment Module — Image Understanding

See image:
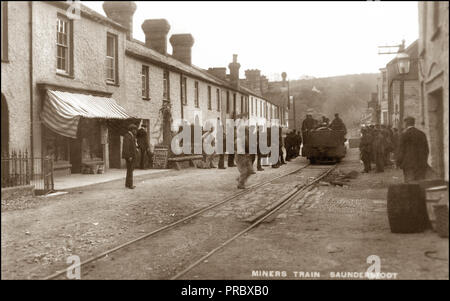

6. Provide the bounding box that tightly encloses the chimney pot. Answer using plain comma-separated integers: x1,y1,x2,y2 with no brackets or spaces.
103,1,137,40
141,19,171,54
170,34,194,65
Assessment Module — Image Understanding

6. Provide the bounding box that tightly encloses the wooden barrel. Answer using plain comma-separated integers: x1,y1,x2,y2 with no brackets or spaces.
387,184,431,233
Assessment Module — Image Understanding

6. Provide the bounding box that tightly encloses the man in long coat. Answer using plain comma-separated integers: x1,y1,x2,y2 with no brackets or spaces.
122,124,138,189
359,128,372,173
137,124,150,169
396,116,429,183
372,127,385,172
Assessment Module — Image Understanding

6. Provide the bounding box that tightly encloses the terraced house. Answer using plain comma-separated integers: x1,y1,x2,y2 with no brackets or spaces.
1,1,286,181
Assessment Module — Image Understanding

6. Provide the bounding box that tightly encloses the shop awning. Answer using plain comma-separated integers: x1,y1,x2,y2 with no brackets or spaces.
42,90,133,138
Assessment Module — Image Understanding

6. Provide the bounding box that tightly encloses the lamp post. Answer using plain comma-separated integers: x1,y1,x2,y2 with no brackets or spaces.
395,41,410,132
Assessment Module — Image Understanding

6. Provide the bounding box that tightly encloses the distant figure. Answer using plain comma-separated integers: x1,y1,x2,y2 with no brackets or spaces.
359,128,372,173
392,127,400,168
396,116,429,183
285,130,296,161
272,126,286,168
301,112,317,145
202,126,216,168
251,126,264,171
217,118,227,169
381,124,393,167
137,124,150,169
294,130,302,158
372,126,385,172
330,113,347,135
122,124,138,189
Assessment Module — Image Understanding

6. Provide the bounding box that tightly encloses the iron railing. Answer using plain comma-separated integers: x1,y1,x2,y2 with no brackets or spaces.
1,150,54,194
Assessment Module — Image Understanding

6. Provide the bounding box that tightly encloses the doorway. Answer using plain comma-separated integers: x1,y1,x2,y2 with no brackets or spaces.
427,88,444,178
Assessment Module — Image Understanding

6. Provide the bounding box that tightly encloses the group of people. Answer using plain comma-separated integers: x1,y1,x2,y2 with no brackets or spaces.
202,124,301,189
302,113,347,133
359,116,430,183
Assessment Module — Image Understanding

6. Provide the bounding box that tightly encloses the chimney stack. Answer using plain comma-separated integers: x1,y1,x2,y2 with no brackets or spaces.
207,67,227,80
245,69,262,94
228,54,241,88
103,1,137,40
169,34,194,65
141,19,171,55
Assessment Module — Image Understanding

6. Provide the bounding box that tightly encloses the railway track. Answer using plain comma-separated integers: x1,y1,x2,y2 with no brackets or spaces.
43,162,314,280
170,164,337,279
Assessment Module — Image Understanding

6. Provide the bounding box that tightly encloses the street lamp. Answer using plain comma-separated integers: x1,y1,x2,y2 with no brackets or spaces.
395,45,410,132
396,52,410,75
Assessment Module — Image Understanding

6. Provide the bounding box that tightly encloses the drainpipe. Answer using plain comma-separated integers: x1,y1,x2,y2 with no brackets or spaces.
180,74,184,120
29,1,34,166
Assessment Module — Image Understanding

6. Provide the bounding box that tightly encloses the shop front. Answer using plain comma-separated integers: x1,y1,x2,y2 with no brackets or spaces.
40,88,135,176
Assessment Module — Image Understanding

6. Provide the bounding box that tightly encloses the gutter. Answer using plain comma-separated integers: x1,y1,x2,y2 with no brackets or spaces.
29,1,34,164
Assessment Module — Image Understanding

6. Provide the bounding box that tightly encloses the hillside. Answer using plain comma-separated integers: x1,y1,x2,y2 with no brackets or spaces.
289,73,378,132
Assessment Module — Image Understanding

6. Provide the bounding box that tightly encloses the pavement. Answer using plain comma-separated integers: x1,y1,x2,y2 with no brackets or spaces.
52,168,170,191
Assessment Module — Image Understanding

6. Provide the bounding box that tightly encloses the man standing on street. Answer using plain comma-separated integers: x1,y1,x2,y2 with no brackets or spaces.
137,124,150,169
396,116,429,183
122,124,138,189
359,128,372,173
372,126,385,173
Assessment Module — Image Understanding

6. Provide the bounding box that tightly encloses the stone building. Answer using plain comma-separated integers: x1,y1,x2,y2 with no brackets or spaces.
418,1,449,180
1,1,32,155
384,40,422,131
376,68,388,125
1,1,286,178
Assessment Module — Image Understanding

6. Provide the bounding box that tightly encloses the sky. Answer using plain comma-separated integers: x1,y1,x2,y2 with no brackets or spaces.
81,1,419,80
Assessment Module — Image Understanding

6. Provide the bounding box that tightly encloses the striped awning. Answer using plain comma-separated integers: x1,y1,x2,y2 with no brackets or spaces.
42,90,132,138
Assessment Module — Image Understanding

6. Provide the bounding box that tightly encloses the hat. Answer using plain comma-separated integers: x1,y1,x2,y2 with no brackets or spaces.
404,116,415,122
306,109,314,115
128,123,137,130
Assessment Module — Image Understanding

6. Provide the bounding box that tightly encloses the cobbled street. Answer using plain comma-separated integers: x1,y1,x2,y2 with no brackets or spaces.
2,149,447,279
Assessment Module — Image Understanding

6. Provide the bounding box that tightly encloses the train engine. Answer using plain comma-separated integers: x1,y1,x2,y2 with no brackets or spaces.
302,128,346,164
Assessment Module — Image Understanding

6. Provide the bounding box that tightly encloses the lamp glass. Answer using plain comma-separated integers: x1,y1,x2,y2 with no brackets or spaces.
396,52,410,74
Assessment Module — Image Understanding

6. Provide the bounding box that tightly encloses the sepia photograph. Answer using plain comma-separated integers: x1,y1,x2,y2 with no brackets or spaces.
1,0,448,285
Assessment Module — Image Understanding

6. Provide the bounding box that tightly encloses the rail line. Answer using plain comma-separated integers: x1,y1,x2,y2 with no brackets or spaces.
170,164,337,280
43,163,311,280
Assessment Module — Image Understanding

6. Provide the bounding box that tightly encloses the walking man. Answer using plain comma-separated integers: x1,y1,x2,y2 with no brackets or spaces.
122,123,138,189
235,124,254,189
396,116,429,183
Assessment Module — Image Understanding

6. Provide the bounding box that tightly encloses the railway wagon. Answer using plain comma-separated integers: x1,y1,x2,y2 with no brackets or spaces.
302,128,346,164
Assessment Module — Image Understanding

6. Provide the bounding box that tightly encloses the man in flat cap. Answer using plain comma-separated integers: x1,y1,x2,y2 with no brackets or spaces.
122,123,138,189
396,116,429,183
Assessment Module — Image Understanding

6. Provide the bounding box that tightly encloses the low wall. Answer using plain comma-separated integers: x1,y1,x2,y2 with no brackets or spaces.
1,185,35,200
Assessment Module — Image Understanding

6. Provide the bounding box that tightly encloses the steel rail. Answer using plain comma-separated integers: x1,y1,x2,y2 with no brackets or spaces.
170,164,336,280
43,163,310,280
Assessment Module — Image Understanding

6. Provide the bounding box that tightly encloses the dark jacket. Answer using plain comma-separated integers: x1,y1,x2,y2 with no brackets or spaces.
330,117,347,134
396,127,429,171
122,131,137,160
359,133,372,154
302,117,316,132
136,128,149,150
